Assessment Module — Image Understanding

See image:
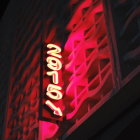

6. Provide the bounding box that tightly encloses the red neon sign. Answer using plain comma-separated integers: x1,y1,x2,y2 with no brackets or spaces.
45,44,63,117
40,43,64,122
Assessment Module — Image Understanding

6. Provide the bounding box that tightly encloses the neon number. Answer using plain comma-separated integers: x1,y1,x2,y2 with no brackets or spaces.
46,71,59,84
45,43,63,117
46,84,62,100
47,44,62,58
45,100,63,116
46,56,62,71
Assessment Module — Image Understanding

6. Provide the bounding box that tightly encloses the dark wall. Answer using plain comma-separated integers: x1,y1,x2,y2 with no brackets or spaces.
0,0,43,139
0,0,18,139
104,0,140,80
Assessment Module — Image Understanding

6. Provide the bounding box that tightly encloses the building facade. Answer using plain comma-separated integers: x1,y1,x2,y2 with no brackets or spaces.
0,0,140,140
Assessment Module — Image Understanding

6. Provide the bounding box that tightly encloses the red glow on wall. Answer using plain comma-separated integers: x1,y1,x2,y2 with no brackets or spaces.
63,0,114,121
39,121,59,140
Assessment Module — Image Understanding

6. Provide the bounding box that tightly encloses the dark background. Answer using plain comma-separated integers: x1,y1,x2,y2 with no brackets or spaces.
0,0,10,21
